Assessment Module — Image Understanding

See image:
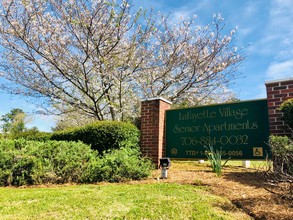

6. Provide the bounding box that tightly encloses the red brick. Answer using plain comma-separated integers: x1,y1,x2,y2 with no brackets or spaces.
268,109,276,115
276,126,286,131
267,98,280,102
269,121,284,126
275,101,284,106
281,88,293,94
280,81,293,86
269,118,276,123
274,93,288,98
140,98,171,168
270,129,285,133
266,82,280,87
274,85,287,90
269,113,283,118
267,90,280,96
266,79,293,138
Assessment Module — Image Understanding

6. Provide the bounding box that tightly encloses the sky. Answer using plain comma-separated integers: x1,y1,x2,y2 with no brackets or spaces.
1,0,293,132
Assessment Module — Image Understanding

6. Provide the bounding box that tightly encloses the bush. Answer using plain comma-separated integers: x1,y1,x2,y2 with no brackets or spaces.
12,130,52,141
0,139,96,186
81,146,153,183
51,121,140,152
0,139,153,186
98,147,153,182
278,98,293,131
268,135,293,175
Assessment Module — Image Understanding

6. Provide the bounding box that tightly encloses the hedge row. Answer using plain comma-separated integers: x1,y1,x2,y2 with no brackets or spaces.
0,139,153,186
11,130,52,141
11,121,140,153
51,121,140,152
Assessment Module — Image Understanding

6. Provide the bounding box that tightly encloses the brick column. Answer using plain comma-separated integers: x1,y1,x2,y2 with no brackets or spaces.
140,98,172,167
265,78,293,137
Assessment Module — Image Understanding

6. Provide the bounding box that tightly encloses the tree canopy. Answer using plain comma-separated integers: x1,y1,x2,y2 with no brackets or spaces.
1,108,26,134
0,0,243,121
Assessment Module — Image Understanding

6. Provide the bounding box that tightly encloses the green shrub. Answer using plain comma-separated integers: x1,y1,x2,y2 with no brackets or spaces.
98,147,154,182
0,139,96,186
80,146,154,183
51,121,140,152
278,98,293,130
269,135,293,156
0,141,14,186
268,135,293,175
10,155,36,186
0,139,153,186
12,130,52,141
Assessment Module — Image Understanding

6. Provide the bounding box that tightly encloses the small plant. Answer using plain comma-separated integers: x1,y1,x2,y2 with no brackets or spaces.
268,135,293,175
251,154,273,172
278,98,293,135
205,146,230,177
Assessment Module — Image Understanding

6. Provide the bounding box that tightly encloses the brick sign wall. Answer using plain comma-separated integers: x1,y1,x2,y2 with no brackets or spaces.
140,98,171,167
140,78,293,166
265,78,293,137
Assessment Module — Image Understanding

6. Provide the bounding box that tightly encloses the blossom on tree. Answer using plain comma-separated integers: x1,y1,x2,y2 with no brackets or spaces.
0,0,243,121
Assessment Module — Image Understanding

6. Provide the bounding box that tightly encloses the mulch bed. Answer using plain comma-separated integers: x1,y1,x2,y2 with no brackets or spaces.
146,162,293,220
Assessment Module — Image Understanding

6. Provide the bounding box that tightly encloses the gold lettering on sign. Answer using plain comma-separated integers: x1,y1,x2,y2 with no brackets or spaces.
218,108,248,119
179,110,217,121
202,121,258,134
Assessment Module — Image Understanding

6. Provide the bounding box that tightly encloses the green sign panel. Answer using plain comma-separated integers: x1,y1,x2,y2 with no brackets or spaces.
166,99,271,160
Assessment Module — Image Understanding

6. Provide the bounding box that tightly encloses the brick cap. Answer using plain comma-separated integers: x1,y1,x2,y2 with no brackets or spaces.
141,97,172,104
265,77,293,85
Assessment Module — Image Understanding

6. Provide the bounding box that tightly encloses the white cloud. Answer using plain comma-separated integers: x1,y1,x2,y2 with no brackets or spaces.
266,60,293,80
242,1,259,18
256,0,293,58
237,26,254,38
171,7,197,23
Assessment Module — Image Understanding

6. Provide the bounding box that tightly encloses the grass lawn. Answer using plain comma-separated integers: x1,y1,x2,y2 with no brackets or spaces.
0,182,249,220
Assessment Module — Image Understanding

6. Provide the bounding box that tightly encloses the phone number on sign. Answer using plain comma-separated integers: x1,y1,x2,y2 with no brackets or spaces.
186,150,244,157
181,135,249,146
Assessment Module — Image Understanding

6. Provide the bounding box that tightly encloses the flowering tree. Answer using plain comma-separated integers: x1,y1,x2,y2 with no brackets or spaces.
0,0,243,121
